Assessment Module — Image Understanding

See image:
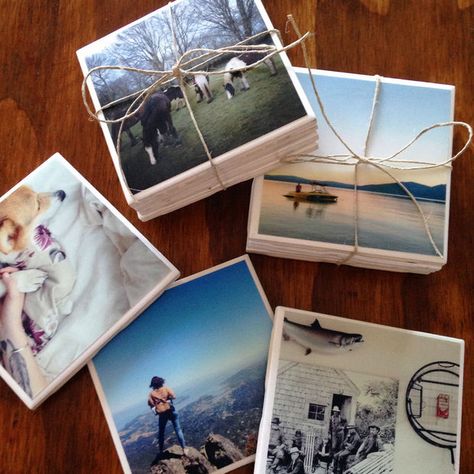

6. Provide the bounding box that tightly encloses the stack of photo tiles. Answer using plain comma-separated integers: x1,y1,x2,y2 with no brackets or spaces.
247,68,456,274
77,0,317,221
256,307,464,474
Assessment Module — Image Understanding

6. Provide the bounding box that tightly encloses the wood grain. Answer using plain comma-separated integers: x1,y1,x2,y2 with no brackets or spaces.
0,0,472,473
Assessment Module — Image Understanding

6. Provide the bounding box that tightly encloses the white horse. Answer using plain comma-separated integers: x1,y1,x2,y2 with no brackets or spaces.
194,74,213,103
223,57,250,99
223,50,277,99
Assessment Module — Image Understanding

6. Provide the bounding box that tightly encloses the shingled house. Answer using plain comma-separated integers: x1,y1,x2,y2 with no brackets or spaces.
271,360,361,469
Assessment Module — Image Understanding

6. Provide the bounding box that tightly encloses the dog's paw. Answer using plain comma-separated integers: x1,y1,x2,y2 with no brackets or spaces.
13,269,48,293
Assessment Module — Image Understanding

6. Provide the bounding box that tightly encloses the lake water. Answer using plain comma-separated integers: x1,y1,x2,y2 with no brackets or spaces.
258,181,446,256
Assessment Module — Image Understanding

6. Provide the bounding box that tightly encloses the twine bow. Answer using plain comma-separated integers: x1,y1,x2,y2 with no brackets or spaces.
284,16,473,263
82,12,312,194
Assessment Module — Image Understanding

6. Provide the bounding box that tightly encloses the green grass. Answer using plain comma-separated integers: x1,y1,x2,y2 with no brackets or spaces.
116,57,307,193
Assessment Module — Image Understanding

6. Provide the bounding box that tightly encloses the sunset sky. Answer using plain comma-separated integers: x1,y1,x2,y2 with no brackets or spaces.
269,70,454,187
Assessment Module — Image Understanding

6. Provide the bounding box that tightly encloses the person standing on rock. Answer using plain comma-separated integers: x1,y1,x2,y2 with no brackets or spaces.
148,376,187,456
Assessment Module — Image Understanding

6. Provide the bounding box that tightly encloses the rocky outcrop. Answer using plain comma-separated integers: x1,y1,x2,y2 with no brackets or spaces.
201,434,244,469
150,445,215,474
149,434,245,474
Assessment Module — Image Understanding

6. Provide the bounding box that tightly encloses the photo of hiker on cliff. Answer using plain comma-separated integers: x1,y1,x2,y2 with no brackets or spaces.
148,376,187,457
89,258,273,474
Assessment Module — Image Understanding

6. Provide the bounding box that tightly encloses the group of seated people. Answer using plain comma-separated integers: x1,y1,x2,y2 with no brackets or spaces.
267,416,384,474
267,417,307,474
331,424,384,473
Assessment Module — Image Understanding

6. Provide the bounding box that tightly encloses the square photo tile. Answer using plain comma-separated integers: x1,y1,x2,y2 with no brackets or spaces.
0,154,179,409
77,0,316,218
256,307,464,474
89,256,274,474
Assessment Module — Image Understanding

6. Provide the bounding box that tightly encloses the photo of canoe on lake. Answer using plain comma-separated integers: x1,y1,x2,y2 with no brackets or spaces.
258,178,446,256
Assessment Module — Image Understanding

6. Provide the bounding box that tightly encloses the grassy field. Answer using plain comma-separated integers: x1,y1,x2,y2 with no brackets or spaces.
114,56,307,193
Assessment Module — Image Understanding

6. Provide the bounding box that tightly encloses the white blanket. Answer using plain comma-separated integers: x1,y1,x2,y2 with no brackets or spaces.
23,161,171,379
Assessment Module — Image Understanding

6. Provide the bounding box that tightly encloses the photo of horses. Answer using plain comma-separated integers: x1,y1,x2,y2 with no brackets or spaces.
0,155,178,408
254,69,454,257
78,0,308,194
89,257,273,474
256,307,464,474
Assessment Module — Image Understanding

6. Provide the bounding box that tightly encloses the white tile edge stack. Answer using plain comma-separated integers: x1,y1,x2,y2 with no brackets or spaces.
246,68,455,274
76,0,318,221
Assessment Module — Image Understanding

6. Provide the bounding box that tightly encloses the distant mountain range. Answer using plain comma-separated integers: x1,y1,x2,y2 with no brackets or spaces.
265,175,447,202
118,361,266,474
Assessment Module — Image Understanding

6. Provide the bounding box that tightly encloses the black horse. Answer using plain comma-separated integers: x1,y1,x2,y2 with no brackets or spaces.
238,51,277,75
141,92,180,165
163,85,185,109
110,102,142,147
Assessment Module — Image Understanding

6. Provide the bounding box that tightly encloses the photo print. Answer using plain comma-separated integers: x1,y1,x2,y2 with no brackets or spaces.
0,155,178,408
269,362,398,474
406,361,461,467
89,257,273,474
248,68,455,268
256,307,464,474
77,0,310,195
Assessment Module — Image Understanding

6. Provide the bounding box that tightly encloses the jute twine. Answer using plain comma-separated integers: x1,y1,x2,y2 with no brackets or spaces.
82,10,312,194
284,15,472,264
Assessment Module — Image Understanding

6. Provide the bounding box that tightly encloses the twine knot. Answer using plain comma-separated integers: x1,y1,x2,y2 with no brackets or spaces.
172,64,182,79
354,155,370,164
82,14,313,195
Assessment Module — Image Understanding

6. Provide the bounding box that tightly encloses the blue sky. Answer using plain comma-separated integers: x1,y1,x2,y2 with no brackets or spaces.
270,70,453,186
93,260,272,414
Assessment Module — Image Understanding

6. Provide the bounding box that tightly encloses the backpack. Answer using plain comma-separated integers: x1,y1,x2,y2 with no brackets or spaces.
155,398,171,413
151,388,172,414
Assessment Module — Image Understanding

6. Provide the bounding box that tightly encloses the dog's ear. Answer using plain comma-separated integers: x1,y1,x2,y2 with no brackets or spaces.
0,218,19,254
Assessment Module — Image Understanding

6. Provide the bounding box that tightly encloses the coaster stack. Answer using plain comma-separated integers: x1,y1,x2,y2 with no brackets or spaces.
77,0,317,220
247,68,459,274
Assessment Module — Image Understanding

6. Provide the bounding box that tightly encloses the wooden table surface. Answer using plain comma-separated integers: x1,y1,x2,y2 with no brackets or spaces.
0,0,472,473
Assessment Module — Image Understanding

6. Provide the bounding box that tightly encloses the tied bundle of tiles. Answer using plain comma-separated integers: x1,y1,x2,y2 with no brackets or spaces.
247,62,472,273
77,0,318,220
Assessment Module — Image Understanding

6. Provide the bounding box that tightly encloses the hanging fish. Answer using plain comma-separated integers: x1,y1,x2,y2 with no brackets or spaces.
283,318,364,355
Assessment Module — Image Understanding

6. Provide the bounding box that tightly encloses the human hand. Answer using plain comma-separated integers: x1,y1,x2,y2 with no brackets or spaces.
0,268,21,298
0,268,27,334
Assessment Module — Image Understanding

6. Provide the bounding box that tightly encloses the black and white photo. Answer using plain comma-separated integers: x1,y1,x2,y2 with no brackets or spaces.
256,307,464,474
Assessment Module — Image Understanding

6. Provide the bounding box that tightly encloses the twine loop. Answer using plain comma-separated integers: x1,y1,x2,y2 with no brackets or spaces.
285,68,473,263
82,13,312,194
284,11,472,264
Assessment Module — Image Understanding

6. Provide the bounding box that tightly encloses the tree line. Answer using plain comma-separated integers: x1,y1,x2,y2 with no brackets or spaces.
86,0,265,106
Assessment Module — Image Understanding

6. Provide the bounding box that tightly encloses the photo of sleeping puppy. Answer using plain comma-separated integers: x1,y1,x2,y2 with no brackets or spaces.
0,185,76,346
0,155,178,408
